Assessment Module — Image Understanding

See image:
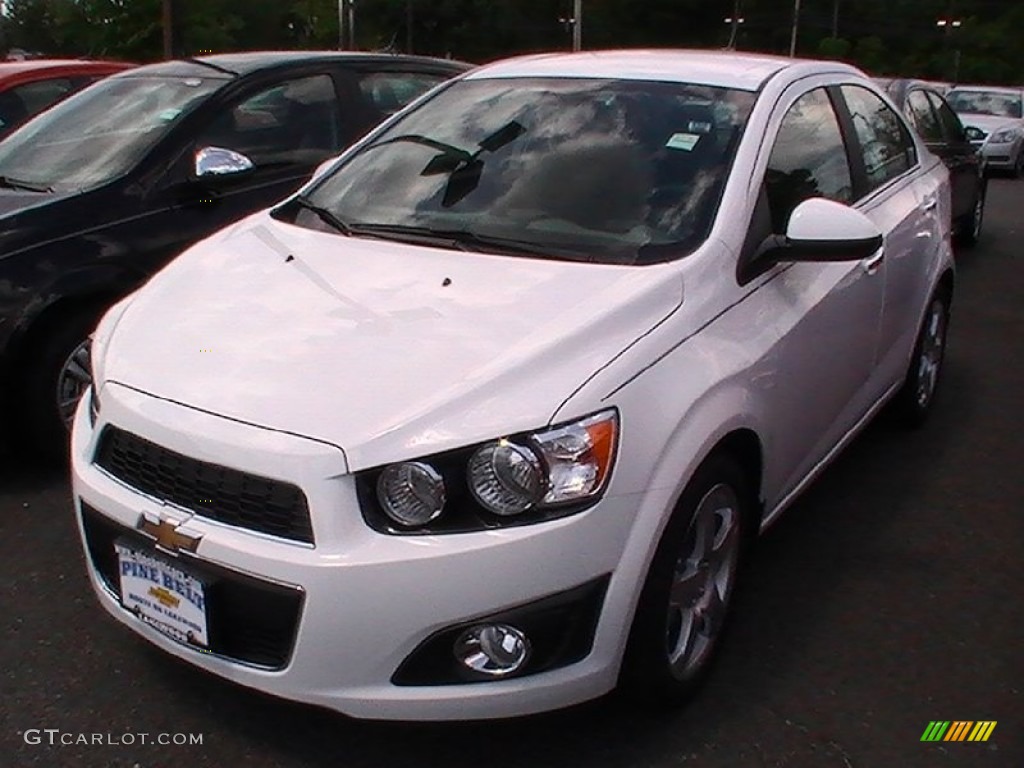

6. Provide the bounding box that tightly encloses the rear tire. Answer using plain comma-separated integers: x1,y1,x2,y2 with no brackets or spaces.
891,289,950,428
618,453,752,707
954,182,985,247
15,308,101,462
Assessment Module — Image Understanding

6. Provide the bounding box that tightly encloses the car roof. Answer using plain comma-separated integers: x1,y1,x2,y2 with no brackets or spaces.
0,59,133,82
880,78,947,102
947,84,1022,95
115,51,470,81
465,49,865,92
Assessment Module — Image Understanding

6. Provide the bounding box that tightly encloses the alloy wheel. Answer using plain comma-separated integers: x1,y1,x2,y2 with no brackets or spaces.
665,482,741,681
56,339,92,429
970,192,984,241
915,299,946,410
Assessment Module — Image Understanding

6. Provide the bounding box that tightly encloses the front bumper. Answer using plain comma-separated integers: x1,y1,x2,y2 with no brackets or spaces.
72,382,648,720
979,140,1021,170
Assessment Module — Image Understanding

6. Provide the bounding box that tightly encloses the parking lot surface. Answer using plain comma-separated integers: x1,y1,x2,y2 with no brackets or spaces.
1,180,1022,767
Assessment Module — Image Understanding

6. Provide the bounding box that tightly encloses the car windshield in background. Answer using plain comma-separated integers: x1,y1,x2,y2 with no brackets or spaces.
946,90,1023,118
285,77,757,265
0,75,221,192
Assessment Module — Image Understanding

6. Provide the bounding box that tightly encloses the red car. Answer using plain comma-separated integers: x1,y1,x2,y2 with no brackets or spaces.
0,59,134,138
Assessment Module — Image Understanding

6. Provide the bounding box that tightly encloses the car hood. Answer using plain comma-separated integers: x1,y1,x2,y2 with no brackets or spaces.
956,113,1023,134
105,214,683,470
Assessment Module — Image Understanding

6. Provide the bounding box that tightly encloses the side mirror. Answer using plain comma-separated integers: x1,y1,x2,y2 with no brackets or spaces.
756,198,883,264
194,146,254,178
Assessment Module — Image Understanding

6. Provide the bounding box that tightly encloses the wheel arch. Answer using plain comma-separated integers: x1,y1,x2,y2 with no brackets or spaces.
5,262,144,374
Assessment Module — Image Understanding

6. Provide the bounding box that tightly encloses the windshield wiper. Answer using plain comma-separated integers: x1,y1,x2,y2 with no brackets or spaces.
345,223,585,259
286,196,353,236
0,176,52,193
184,57,239,77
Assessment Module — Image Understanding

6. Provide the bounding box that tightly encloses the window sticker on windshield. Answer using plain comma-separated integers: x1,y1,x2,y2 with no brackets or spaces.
158,108,183,121
666,132,700,151
687,120,713,134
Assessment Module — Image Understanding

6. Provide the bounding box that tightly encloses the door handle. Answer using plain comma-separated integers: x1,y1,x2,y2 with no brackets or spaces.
862,248,885,274
922,197,938,212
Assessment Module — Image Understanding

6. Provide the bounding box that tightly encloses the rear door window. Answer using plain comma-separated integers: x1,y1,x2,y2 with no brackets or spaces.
12,77,75,115
906,89,943,143
927,91,968,144
358,71,450,119
198,74,345,168
839,85,917,193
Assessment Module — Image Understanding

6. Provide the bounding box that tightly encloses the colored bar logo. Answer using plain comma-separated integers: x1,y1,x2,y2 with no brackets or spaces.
921,721,997,742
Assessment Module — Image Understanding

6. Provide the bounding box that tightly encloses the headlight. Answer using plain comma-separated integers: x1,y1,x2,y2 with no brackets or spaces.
468,441,545,516
376,462,446,527
358,409,619,533
988,128,1020,144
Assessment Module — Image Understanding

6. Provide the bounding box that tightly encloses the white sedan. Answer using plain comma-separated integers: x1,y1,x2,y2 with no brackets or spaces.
946,85,1024,176
73,50,954,721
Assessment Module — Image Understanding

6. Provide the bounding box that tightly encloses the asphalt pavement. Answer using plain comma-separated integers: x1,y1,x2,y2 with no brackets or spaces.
1,180,1022,768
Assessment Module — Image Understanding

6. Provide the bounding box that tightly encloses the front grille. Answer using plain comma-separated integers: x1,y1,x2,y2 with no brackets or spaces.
81,503,304,669
94,426,314,544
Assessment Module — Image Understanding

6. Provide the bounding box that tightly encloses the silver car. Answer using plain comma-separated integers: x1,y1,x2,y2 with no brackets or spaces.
946,85,1024,176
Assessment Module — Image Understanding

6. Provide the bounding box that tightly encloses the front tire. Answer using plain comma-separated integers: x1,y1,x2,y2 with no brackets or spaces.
619,454,752,706
16,309,100,461
892,289,950,428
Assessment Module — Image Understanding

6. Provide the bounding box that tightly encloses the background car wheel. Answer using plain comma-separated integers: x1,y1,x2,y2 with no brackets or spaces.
16,307,101,462
1015,149,1024,179
619,453,752,707
955,183,985,247
892,289,950,428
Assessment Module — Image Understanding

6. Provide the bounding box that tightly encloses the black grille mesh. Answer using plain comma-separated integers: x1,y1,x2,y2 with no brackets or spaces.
94,427,314,544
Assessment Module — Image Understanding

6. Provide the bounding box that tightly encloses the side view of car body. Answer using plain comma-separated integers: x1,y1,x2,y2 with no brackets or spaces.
882,78,986,245
946,84,1024,177
0,58,134,138
73,50,954,721
0,51,469,458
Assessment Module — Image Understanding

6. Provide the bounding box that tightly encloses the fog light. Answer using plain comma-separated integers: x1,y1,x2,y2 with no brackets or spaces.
454,624,530,677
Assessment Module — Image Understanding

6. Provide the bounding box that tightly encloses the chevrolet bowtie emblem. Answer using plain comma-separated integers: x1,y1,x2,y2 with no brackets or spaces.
137,515,202,554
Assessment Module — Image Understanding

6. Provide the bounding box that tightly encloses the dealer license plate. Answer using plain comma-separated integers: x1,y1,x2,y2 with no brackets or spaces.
115,543,209,648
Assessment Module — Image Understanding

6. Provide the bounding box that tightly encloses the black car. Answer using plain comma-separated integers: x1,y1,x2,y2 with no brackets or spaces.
880,78,986,247
0,51,469,458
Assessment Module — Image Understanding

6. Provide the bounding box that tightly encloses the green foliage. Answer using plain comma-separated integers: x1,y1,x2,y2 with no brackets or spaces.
817,36,851,61
0,0,1021,84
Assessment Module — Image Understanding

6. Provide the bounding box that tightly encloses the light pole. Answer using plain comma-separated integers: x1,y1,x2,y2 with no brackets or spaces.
342,0,350,49
724,16,745,50
558,1,582,52
162,0,174,59
789,0,801,58
573,0,582,52
348,0,356,49
337,0,356,49
937,18,963,83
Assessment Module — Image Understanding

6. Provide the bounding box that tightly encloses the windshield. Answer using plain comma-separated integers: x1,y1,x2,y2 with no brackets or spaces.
946,90,1023,119
0,75,222,192
286,77,757,265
